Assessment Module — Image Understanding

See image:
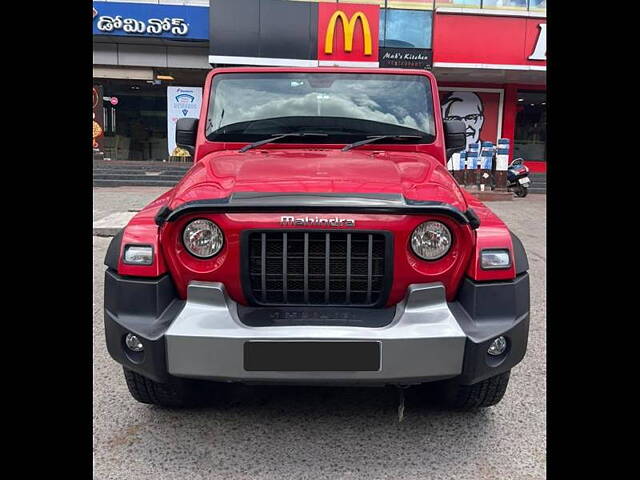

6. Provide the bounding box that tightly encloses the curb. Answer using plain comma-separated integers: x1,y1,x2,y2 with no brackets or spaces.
93,212,137,237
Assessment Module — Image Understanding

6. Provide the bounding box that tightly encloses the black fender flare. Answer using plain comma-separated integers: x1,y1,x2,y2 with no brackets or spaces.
509,230,529,275
104,229,124,270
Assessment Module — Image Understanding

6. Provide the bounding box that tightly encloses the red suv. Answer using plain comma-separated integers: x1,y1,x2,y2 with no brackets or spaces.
104,67,530,409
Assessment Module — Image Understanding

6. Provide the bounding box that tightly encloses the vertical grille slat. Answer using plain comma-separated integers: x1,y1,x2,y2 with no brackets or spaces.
366,234,373,304
260,233,266,302
247,231,388,307
325,233,330,304
346,233,352,305
303,232,309,304
282,232,288,303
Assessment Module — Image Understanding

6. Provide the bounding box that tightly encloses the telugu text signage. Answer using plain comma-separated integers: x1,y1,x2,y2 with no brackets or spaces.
92,1,208,40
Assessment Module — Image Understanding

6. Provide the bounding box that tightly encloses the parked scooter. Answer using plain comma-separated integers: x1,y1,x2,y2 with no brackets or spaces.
507,158,531,197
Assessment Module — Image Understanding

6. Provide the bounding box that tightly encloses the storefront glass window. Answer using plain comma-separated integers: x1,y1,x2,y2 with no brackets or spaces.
434,0,545,9
434,1,481,8
513,90,546,162
97,71,207,162
528,0,546,10
100,88,168,162
386,1,434,10
380,8,432,48
482,0,527,9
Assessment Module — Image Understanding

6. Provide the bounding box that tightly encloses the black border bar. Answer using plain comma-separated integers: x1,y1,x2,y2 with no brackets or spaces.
156,192,480,229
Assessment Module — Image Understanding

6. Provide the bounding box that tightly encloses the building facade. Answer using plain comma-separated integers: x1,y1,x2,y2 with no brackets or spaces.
93,0,546,171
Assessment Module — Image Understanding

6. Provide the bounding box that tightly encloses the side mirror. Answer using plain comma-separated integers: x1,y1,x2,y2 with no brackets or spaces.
176,117,199,155
443,120,467,159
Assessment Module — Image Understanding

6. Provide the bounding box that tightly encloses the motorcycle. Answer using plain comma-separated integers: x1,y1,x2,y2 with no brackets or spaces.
507,158,531,198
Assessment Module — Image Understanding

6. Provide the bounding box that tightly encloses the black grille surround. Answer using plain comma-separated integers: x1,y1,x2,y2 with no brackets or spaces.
241,230,393,308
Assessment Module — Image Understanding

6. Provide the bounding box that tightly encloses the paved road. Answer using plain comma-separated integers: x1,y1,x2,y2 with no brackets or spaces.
93,187,546,480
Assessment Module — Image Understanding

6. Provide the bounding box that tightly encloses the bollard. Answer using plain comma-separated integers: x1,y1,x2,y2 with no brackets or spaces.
480,142,494,191
454,151,466,184
465,143,479,186
447,151,456,173
466,150,479,187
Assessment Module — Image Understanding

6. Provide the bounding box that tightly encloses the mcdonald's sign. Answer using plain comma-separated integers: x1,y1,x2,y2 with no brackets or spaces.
317,2,379,66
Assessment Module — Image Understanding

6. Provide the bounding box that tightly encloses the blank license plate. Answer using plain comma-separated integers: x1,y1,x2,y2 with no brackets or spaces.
244,341,381,372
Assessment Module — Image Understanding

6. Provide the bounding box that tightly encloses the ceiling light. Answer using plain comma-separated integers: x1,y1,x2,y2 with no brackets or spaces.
157,75,174,80
518,98,523,101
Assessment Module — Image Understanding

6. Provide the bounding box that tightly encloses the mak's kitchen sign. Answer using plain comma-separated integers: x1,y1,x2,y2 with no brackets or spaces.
379,48,432,69
92,1,208,40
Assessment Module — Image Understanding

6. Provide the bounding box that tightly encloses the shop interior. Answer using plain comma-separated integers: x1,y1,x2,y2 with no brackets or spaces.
513,90,546,163
97,69,208,162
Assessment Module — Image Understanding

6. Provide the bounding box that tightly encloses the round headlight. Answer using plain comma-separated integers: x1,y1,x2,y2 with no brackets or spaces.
182,219,224,258
411,221,452,260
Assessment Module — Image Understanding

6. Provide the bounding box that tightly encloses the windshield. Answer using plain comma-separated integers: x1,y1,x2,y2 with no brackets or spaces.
205,72,436,144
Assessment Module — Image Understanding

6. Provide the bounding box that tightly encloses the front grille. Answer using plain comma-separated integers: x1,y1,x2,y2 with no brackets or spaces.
245,231,390,307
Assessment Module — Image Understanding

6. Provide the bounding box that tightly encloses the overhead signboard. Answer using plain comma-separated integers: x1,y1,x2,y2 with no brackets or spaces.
209,0,380,68
92,1,208,40
379,47,432,69
433,13,546,69
317,2,380,67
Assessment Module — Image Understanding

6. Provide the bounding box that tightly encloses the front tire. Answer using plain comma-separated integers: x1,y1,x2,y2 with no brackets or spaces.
123,368,203,408
434,371,511,410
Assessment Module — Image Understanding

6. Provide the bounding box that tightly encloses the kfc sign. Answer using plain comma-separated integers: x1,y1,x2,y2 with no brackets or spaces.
318,2,379,66
440,88,503,151
528,23,546,61
433,13,546,68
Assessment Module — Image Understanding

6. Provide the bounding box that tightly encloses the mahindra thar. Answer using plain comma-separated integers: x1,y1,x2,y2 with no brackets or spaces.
104,67,530,409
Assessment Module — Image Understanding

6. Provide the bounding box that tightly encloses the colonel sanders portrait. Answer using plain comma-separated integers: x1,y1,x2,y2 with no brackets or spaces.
441,91,485,151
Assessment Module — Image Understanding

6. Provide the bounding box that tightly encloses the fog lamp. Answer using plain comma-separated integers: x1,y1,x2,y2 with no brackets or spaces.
125,333,144,352
488,336,507,356
123,245,153,265
481,249,511,269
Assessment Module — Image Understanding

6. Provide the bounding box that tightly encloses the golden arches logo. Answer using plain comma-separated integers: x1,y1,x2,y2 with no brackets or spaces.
324,10,372,56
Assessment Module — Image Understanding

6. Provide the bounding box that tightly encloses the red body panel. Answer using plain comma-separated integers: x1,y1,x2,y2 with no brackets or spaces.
461,191,516,281
116,67,518,304
166,148,467,212
117,190,172,277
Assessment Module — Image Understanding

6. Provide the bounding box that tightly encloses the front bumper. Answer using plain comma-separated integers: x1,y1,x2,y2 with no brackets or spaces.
104,269,529,386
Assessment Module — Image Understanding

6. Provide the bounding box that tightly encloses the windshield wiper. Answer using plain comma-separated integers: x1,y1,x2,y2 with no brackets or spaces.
341,135,424,152
239,133,328,153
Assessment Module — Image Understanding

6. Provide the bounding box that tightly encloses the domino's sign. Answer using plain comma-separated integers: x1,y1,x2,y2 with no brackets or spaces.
92,1,208,40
